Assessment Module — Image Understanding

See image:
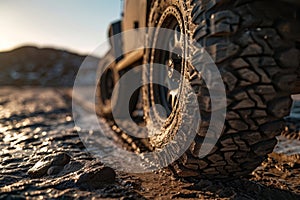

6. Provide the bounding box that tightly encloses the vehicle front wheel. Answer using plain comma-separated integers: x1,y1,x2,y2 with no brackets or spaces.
143,0,300,178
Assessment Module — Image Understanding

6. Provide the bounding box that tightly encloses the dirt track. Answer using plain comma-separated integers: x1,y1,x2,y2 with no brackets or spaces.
0,87,299,199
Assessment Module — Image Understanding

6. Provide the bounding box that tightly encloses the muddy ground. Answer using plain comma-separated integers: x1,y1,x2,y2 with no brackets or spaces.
0,87,300,199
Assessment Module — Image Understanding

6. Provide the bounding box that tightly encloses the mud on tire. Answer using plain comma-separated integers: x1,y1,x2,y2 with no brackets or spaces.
143,0,300,178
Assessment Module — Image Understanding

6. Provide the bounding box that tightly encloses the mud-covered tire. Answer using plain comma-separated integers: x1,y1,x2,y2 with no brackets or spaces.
143,0,300,178
96,52,117,118
96,51,141,119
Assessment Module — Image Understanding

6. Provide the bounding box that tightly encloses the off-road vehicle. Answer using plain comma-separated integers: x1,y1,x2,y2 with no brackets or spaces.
96,0,300,178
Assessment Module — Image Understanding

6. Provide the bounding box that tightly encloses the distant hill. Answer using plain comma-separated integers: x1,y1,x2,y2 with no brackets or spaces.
0,46,99,86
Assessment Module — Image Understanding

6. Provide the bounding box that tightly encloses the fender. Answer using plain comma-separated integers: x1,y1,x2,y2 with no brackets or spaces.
108,0,148,69
122,0,147,54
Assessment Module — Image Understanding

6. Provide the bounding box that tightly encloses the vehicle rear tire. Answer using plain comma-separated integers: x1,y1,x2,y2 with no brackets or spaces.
96,52,118,118
143,0,300,178
96,52,141,119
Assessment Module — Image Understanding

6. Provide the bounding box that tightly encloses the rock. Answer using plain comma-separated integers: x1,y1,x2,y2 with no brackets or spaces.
47,166,64,175
27,152,71,178
51,152,71,166
63,161,84,174
27,159,52,178
76,166,116,189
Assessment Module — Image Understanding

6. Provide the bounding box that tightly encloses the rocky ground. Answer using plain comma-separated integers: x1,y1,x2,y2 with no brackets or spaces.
0,87,300,199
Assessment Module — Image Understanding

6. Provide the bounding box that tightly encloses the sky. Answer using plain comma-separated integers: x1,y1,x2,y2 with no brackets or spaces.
0,0,121,56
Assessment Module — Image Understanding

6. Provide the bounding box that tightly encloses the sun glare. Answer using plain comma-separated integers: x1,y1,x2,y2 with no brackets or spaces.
0,38,14,52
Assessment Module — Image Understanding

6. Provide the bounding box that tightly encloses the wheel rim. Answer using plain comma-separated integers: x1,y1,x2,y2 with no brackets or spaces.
149,7,185,119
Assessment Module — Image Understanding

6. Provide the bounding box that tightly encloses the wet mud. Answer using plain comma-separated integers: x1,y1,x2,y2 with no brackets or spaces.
0,87,299,199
